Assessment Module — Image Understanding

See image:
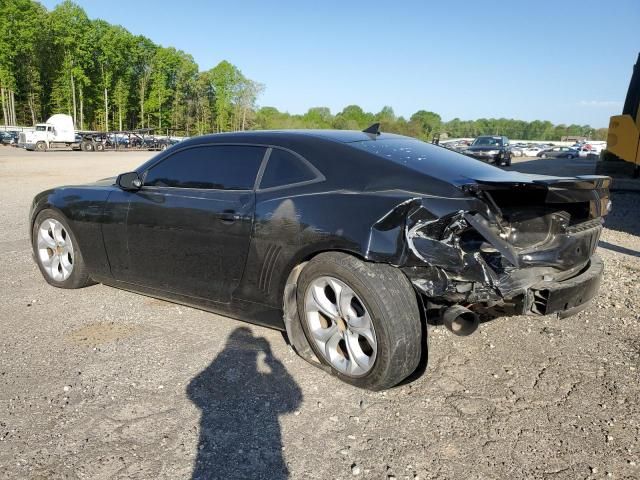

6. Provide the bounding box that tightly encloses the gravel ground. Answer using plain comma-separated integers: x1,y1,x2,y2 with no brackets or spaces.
0,147,638,480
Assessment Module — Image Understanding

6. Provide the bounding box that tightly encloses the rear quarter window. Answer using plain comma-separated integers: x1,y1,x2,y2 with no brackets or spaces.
259,148,319,189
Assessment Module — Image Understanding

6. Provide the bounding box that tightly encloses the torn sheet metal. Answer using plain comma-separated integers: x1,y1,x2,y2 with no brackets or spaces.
364,178,609,314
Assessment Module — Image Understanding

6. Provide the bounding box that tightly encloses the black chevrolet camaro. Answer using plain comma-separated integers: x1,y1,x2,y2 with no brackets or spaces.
30,127,610,390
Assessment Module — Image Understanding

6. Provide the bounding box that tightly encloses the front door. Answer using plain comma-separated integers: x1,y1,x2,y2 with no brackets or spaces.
106,144,267,303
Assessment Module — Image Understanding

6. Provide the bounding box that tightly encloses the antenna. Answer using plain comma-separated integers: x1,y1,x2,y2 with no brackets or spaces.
362,123,381,135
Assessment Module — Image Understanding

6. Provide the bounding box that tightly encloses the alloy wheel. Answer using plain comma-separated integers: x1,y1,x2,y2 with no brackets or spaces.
304,276,377,377
37,218,74,281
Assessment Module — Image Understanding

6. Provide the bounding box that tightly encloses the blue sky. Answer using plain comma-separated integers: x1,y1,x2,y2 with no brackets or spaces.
41,0,639,127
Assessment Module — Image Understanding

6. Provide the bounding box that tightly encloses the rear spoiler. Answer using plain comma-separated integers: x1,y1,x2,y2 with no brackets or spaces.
461,175,611,220
461,175,611,192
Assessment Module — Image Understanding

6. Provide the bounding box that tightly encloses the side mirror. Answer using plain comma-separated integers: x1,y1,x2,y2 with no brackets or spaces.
117,172,142,191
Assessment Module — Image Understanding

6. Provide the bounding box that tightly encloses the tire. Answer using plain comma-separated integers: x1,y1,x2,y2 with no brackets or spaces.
296,252,422,390
32,209,93,289
541,153,547,158
35,141,47,152
567,154,574,159
81,141,93,152
161,144,168,151
95,143,105,152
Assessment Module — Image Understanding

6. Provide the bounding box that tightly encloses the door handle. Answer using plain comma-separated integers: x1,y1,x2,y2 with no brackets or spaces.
219,210,241,224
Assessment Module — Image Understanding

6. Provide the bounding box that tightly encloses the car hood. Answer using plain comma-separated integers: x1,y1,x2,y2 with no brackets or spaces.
465,145,503,152
91,176,117,186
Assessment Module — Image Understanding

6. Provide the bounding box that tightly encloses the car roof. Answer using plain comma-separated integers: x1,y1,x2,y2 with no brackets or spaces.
186,129,406,145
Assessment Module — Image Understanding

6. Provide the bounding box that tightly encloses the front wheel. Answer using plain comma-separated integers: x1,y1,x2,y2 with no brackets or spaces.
541,153,547,158
32,209,93,289
35,141,47,151
297,252,422,390
567,154,574,159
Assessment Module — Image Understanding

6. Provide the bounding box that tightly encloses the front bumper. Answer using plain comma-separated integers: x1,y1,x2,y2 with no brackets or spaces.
526,254,603,317
464,152,500,163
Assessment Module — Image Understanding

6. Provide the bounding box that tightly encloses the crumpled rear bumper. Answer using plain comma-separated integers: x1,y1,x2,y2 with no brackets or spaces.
526,254,604,317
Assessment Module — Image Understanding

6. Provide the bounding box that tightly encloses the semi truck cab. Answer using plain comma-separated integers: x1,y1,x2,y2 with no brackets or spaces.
20,114,77,151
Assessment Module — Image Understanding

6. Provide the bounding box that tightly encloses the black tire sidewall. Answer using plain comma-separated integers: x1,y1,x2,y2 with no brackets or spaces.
296,255,420,390
32,209,87,289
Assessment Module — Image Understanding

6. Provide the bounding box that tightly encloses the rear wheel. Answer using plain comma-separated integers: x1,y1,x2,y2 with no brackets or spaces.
32,209,93,289
567,154,574,159
95,142,105,152
297,252,422,390
541,153,547,158
81,141,94,152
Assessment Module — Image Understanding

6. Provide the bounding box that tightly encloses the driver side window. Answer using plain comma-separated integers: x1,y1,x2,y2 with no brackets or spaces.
144,145,266,190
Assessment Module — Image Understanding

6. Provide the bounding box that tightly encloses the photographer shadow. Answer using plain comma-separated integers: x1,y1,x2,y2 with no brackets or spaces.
187,327,302,479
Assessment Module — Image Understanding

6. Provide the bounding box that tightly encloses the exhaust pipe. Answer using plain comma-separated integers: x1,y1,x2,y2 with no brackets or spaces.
442,305,479,336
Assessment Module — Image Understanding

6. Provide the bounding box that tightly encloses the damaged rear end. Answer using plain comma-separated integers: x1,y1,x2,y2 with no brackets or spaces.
368,175,611,333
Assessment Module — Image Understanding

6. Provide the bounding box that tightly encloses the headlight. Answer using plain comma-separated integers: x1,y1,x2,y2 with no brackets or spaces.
486,150,500,155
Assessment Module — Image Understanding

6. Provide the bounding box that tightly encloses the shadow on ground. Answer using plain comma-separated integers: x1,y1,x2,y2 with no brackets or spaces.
602,191,640,237
187,327,302,480
599,240,640,257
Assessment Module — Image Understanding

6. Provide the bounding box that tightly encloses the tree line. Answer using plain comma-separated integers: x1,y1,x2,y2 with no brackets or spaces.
253,106,608,141
0,0,607,141
0,0,262,134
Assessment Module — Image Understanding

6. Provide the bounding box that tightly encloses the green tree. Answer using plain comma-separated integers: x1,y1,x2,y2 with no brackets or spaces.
48,0,92,127
208,60,242,132
410,110,441,139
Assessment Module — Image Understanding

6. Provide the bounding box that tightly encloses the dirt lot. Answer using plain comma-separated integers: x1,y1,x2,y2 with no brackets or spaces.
0,147,638,480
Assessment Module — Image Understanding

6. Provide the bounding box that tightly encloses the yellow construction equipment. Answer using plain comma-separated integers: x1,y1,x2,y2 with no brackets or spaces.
597,53,640,178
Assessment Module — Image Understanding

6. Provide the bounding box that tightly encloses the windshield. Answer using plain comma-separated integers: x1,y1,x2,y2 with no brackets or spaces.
472,136,503,147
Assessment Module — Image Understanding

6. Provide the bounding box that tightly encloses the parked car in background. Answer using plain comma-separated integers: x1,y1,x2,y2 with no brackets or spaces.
1,131,19,145
463,135,512,166
578,146,597,157
573,142,606,155
537,146,580,159
521,145,545,157
441,140,471,152
156,137,181,151
510,146,524,157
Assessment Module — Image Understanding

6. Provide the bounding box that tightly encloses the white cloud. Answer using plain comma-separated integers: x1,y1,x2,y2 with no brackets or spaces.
578,100,622,107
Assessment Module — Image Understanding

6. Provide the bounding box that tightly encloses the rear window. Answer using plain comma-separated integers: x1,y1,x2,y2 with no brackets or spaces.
349,137,515,185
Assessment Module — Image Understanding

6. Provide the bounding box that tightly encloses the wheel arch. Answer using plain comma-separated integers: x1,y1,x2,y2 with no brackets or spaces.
280,248,368,370
29,201,65,244
280,247,427,379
